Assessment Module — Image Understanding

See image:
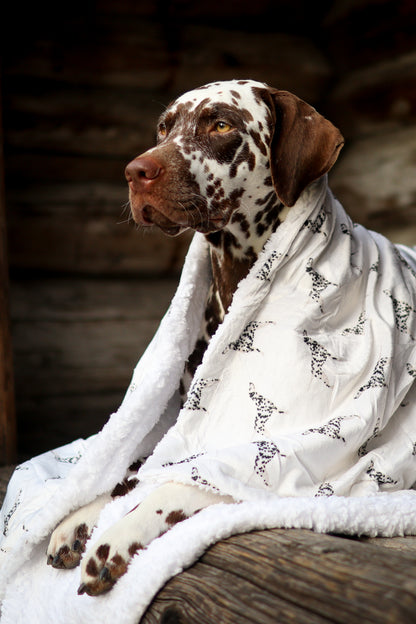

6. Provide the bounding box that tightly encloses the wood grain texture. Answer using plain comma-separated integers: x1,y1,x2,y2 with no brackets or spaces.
3,15,330,99
6,179,193,276
10,277,178,457
142,528,416,624
8,210,193,276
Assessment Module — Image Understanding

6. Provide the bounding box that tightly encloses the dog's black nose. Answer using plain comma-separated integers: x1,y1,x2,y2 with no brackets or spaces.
125,155,162,185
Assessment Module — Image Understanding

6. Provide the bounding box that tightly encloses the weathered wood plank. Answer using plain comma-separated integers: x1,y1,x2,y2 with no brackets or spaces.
4,172,193,275
7,209,192,275
0,92,16,465
3,16,330,101
11,276,178,322
170,29,331,103
10,277,178,456
16,391,123,457
4,28,330,161
3,16,172,90
11,277,178,395
6,181,127,215
142,528,416,623
142,552,327,624
4,82,162,158
12,317,158,394
5,178,192,276
364,535,416,552
4,152,124,184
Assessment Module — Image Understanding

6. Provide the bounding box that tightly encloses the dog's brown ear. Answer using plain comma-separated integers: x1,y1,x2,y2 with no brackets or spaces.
267,89,344,207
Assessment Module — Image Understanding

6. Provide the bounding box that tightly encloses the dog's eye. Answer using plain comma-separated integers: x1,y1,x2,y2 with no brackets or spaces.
214,121,232,134
158,123,167,137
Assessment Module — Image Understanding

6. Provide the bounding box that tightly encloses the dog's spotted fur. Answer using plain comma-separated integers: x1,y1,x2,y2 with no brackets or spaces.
129,81,289,396
47,79,343,595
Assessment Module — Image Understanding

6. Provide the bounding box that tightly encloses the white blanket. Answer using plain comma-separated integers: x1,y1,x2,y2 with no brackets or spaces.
2,176,416,623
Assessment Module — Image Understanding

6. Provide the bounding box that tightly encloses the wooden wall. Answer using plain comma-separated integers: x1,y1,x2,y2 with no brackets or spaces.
324,1,416,244
1,0,416,459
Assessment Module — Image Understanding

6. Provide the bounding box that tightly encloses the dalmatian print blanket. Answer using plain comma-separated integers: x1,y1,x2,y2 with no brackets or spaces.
1,176,416,623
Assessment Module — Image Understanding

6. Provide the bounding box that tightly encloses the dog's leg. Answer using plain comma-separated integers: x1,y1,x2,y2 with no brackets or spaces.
47,461,142,569
78,482,233,596
47,493,111,569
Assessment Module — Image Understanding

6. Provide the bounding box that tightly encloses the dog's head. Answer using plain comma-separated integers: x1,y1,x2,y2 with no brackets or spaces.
126,80,344,236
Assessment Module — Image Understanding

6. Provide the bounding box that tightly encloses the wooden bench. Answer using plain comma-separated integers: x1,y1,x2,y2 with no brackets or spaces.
1,464,415,623
140,528,416,623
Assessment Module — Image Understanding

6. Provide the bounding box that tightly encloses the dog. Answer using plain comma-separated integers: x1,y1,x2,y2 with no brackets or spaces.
46,79,344,595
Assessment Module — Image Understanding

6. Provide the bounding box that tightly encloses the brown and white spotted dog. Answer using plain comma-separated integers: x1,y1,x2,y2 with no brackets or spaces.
47,79,343,595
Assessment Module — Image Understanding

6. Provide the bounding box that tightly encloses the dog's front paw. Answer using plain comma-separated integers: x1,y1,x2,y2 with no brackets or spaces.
76,482,232,595
47,521,89,569
77,518,144,595
47,493,110,569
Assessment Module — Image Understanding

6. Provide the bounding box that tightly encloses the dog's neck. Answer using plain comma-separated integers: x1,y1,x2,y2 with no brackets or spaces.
204,191,288,314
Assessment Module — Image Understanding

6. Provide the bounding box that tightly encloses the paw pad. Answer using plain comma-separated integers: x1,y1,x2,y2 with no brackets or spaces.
78,542,144,595
47,522,90,569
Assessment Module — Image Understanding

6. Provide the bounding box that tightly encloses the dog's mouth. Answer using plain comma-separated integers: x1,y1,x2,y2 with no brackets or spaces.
135,204,183,236
131,202,227,236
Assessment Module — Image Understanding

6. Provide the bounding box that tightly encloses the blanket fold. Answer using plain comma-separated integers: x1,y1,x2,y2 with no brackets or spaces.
1,176,416,623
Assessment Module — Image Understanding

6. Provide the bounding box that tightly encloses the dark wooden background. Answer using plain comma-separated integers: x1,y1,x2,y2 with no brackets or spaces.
1,0,416,460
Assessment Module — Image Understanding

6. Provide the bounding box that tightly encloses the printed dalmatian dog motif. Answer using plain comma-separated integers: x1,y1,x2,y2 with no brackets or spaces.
358,416,381,457
249,382,284,434
302,330,338,388
256,250,282,281
340,222,352,236
302,415,353,443
2,490,22,538
384,289,416,339
162,452,205,468
342,311,367,336
46,79,344,596
354,357,389,399
223,320,274,354
407,363,416,378
253,441,286,486
394,247,416,279
305,258,338,310
302,204,328,237
183,377,219,412
315,483,334,497
366,460,398,486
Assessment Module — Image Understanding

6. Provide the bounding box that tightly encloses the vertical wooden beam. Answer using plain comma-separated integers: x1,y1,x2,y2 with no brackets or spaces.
0,76,17,465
